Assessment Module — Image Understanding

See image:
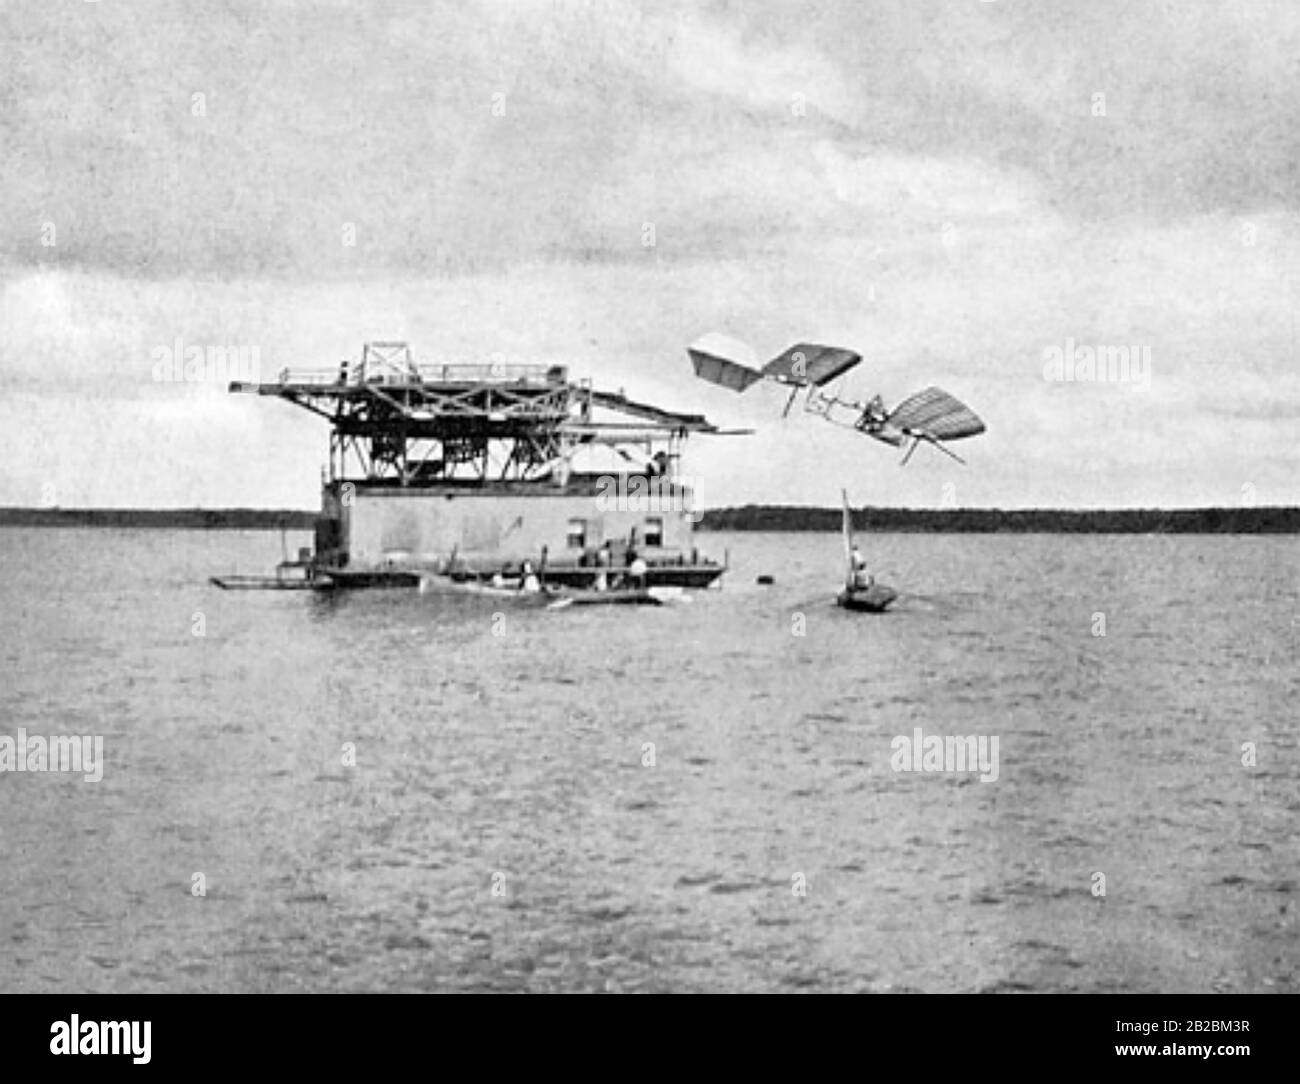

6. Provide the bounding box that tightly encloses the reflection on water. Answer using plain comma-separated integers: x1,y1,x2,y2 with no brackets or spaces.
0,527,1296,992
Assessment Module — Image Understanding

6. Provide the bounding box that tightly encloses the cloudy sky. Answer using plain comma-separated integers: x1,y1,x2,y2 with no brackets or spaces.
2,0,1297,510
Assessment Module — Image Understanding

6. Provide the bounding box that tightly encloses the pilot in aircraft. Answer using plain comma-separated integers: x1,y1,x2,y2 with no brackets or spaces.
853,395,890,435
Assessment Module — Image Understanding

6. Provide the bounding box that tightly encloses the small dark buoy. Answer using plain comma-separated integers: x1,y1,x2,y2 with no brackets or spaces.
756,575,774,585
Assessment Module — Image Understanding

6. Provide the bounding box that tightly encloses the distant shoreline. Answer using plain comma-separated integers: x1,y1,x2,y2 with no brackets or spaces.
697,506,1300,534
2,505,1298,534
0,508,318,530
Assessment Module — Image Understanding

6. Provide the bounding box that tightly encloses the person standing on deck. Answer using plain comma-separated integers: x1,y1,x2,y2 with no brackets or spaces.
627,547,648,591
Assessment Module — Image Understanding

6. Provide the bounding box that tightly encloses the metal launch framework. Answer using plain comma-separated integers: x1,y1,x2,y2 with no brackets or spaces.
230,341,734,488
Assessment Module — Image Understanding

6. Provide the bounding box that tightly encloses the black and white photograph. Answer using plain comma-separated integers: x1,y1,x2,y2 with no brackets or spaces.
1,0,1295,1060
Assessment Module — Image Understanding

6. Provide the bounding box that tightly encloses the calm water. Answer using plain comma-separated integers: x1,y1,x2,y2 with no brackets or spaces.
0,527,1296,993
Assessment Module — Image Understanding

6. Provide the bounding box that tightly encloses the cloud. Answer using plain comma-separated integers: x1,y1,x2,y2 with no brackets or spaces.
2,1,1299,508
665,12,858,125
7,0,1300,278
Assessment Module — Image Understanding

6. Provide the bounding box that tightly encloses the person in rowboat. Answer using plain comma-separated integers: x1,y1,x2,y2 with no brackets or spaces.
849,546,873,590
520,559,541,593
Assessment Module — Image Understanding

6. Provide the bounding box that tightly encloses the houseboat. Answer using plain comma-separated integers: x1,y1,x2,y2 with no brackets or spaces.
222,342,742,590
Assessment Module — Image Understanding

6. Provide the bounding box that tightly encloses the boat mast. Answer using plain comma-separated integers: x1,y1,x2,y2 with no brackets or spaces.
841,488,855,589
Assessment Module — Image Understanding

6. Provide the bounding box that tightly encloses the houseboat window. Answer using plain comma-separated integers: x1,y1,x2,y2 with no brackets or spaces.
566,518,587,549
644,517,664,547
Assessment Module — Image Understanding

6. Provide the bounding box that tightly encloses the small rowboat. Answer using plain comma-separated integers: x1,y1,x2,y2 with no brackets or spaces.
209,574,322,591
835,489,897,613
548,589,663,609
423,577,562,605
423,574,682,609
836,582,898,612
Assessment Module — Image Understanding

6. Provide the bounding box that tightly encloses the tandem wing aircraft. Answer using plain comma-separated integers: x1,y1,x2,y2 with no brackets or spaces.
686,333,986,465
